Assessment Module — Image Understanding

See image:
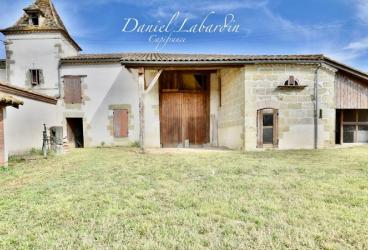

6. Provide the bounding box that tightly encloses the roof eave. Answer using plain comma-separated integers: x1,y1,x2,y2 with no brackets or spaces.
0,28,82,52
0,82,57,105
323,57,368,81
120,59,323,67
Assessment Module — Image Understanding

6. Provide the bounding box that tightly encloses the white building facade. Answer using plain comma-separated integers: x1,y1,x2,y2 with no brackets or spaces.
2,0,368,155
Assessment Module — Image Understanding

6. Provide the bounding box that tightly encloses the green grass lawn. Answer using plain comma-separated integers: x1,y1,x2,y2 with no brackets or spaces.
0,147,367,249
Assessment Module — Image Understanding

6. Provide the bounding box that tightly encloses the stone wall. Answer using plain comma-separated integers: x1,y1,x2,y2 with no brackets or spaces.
218,68,245,149
244,63,336,150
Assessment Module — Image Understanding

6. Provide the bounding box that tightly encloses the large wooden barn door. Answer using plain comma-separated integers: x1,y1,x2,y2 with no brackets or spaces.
160,92,209,147
160,93,182,146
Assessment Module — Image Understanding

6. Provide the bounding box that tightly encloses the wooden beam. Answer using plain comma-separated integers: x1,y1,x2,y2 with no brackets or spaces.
340,110,344,144
138,67,145,152
145,69,163,94
217,70,222,107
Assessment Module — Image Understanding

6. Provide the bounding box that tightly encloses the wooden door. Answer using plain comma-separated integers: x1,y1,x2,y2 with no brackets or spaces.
160,93,182,146
160,92,209,147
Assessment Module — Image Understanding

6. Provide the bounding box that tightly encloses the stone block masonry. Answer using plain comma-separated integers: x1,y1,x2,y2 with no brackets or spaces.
244,63,336,150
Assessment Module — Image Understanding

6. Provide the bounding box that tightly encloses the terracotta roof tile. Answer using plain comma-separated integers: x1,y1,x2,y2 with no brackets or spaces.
0,93,23,108
61,53,325,64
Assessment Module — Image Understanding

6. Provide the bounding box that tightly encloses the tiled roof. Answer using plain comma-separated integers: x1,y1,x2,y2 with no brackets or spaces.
61,53,325,64
0,0,81,51
62,53,128,64
61,52,368,81
120,53,325,63
0,93,23,108
0,60,5,69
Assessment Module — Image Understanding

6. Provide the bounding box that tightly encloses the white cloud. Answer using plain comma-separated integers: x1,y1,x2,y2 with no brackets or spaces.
356,0,368,24
345,37,368,51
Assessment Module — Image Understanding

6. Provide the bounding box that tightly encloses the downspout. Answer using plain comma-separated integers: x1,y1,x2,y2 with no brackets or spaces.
57,61,61,99
314,63,322,149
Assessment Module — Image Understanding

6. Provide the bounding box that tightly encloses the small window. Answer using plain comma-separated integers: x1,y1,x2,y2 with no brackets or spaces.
30,69,41,86
30,14,39,26
113,109,129,138
284,75,299,86
258,109,278,148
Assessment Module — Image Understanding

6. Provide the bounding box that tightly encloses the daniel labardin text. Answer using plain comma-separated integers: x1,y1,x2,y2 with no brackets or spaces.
122,11,241,34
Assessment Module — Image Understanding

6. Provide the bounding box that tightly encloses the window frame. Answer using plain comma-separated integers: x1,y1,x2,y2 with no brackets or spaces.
113,109,129,138
341,109,368,143
30,69,41,86
257,108,279,148
29,13,39,26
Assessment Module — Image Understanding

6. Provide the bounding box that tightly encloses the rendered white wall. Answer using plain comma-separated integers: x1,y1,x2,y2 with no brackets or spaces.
61,64,140,147
5,97,62,154
5,33,78,96
0,69,6,81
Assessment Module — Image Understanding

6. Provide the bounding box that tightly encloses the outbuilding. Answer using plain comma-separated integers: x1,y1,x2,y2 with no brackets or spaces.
0,82,57,165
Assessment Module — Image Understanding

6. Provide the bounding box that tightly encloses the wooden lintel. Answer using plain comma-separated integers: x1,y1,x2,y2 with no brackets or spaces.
145,69,163,94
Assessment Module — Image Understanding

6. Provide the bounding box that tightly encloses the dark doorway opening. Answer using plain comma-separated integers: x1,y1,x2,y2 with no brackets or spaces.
336,110,342,144
66,118,84,148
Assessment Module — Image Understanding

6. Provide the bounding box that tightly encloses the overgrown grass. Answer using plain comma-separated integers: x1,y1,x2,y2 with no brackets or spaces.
0,147,367,249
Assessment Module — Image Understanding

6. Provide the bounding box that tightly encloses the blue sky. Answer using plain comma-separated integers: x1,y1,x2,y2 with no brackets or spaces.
1,0,368,70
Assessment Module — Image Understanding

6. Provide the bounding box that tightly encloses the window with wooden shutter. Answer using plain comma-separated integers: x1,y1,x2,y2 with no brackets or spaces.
113,109,129,138
64,76,82,104
30,69,41,86
257,109,279,148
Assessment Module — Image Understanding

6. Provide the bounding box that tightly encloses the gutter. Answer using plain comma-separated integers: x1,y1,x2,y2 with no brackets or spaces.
314,63,322,149
57,61,61,99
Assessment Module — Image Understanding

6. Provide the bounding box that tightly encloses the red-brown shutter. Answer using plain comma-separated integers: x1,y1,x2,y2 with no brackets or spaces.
113,109,128,138
64,77,82,104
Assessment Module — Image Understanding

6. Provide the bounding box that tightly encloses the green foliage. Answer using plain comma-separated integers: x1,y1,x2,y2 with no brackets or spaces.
129,141,140,148
1,147,368,249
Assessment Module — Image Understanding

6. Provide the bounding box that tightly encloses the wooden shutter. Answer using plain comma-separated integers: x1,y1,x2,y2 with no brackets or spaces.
257,110,262,148
113,109,128,138
273,110,279,147
64,77,82,104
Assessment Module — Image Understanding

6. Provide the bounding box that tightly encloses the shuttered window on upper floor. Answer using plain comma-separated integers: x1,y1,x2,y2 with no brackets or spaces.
64,76,82,104
113,109,129,138
29,69,43,86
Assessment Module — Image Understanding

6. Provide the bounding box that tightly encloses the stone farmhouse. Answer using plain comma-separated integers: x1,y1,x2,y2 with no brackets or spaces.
1,0,368,164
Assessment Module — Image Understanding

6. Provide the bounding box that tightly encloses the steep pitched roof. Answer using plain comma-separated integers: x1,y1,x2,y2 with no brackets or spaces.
0,0,81,51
